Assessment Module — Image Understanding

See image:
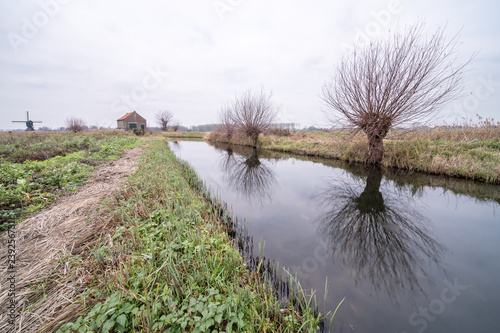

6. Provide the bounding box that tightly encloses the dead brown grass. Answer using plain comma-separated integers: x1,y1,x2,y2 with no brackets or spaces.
0,146,144,332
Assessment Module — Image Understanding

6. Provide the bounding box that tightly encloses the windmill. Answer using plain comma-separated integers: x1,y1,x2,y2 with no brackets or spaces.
12,111,43,131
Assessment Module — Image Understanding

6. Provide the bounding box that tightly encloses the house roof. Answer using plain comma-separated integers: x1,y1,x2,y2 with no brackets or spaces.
117,111,136,121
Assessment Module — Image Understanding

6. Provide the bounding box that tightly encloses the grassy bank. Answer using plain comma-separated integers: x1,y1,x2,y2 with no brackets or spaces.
162,131,207,139
0,131,142,228
56,140,322,332
208,125,500,184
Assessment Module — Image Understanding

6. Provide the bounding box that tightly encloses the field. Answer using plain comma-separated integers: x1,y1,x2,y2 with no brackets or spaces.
0,131,142,230
208,120,500,184
0,132,323,332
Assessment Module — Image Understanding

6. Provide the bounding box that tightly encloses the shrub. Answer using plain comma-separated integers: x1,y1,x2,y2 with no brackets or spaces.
266,128,291,137
66,117,87,133
132,128,145,136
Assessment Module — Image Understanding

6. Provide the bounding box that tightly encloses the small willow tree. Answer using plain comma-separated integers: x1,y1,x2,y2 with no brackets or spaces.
228,88,279,148
217,104,236,140
66,117,86,132
322,23,473,164
155,110,174,131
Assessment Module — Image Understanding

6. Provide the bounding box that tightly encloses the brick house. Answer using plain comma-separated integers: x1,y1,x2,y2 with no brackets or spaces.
117,111,147,130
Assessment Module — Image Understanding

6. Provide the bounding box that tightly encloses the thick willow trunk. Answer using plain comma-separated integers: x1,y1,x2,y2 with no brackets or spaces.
356,165,384,213
245,149,261,168
367,134,385,164
249,133,259,149
364,119,390,164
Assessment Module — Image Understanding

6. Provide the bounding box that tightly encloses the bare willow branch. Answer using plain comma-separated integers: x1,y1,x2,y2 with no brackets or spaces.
216,145,278,206
65,117,86,132
322,22,474,163
227,87,280,147
216,104,236,140
316,166,446,300
155,110,174,131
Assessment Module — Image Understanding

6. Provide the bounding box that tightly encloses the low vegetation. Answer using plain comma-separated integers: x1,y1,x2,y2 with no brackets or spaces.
208,118,500,184
55,140,323,332
0,130,135,163
0,131,142,229
162,131,207,139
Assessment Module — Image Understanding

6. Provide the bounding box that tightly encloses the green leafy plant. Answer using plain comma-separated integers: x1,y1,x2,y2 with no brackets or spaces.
0,132,142,229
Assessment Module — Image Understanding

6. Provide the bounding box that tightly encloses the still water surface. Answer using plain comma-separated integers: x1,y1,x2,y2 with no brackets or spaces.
169,140,500,333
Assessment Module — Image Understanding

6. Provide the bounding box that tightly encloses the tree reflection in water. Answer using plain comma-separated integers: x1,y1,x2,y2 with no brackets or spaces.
317,165,446,301
170,140,180,150
217,146,278,206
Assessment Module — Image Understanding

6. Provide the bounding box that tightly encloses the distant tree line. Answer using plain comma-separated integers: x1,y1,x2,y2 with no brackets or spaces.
190,124,218,132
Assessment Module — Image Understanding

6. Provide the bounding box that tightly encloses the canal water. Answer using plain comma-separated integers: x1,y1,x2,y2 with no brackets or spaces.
169,140,500,333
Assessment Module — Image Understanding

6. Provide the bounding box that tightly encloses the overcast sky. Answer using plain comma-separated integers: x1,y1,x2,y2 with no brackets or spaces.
1,0,499,130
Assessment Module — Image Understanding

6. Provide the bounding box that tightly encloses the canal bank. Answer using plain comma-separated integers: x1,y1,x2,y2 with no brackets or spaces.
206,127,500,184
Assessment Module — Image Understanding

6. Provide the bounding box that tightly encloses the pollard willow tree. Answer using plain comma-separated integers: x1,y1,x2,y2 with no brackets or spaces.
225,88,279,148
155,110,174,131
321,23,473,164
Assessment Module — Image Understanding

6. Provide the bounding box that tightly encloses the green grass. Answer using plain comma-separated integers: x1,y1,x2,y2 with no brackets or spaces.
0,131,142,229
0,130,137,163
57,140,323,332
162,131,207,139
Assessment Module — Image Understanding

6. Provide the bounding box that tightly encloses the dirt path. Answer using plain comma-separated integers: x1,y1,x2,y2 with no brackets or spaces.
0,145,145,332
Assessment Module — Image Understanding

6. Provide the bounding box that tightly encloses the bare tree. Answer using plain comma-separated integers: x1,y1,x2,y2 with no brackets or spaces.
321,23,473,164
229,88,280,148
66,117,86,132
155,110,174,131
171,121,180,132
216,104,236,140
